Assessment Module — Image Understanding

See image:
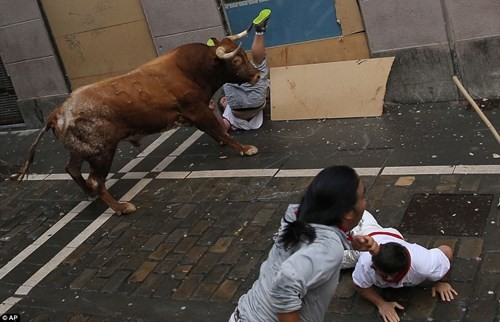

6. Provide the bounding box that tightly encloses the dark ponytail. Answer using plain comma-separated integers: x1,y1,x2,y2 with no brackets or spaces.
280,165,360,250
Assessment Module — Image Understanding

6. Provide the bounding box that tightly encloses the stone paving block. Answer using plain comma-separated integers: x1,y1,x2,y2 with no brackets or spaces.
63,243,92,265
404,287,436,319
431,302,466,321
141,234,166,251
134,273,163,297
192,283,218,301
68,314,89,322
192,252,221,274
172,203,196,219
457,237,484,258
404,234,433,248
89,237,113,254
148,242,175,261
450,258,479,282
102,270,131,293
459,176,481,192
97,256,128,278
481,253,500,273
117,235,148,255
171,264,192,280
156,218,182,236
171,273,203,300
155,256,180,274
174,236,198,254
84,276,108,292
152,275,179,299
128,261,157,282
166,228,188,243
464,298,498,321
335,272,355,298
183,245,208,265
197,227,224,246
350,295,376,314
205,264,231,285
238,226,262,244
229,251,262,280
89,248,119,269
108,222,131,239
121,252,150,271
327,298,352,313
70,268,97,290
189,219,213,236
472,273,500,299
250,206,277,227
210,236,234,254
220,243,243,265
212,279,240,302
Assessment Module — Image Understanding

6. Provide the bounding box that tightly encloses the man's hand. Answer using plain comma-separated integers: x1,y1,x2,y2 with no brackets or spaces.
377,301,404,322
351,235,379,254
431,282,457,301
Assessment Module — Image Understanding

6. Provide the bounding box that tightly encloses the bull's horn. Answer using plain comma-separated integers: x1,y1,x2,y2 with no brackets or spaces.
226,24,253,41
216,43,242,60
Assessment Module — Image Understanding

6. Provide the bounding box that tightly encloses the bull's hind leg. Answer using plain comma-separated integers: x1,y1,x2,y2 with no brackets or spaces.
87,153,136,215
66,153,94,196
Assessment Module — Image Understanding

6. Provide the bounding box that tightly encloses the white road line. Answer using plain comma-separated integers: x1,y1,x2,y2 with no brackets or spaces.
1,130,198,312
454,164,500,174
381,165,455,175
21,165,500,181
187,169,279,178
152,130,204,172
0,179,152,313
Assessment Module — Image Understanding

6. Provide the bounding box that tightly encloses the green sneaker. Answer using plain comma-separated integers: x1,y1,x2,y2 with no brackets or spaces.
253,9,271,33
206,38,215,47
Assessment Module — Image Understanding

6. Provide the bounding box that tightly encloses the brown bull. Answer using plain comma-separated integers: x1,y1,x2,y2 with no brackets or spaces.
11,29,260,215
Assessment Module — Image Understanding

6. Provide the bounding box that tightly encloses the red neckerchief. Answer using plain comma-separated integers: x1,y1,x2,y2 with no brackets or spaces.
338,224,353,241
368,232,411,284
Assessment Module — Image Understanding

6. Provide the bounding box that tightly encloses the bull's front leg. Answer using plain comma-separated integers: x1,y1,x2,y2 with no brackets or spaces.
189,104,258,156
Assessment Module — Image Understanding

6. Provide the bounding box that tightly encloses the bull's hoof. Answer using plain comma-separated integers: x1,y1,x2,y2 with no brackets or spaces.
115,202,137,215
242,145,258,156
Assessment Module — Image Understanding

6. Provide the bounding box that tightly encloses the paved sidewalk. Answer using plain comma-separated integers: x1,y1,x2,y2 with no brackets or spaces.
0,102,499,321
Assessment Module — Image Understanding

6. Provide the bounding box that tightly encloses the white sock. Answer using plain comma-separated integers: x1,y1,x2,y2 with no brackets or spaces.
255,31,264,35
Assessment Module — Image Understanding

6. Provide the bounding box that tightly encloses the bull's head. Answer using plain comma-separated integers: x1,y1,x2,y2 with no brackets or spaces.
209,26,260,85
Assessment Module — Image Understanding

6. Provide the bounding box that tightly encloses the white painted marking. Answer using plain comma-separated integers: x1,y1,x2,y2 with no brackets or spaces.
5,179,152,309
25,174,49,180
14,164,500,181
381,166,455,175
137,129,177,157
156,171,190,179
0,296,22,314
118,157,144,173
170,130,204,157
187,169,279,178
454,164,500,174
152,156,176,173
121,172,148,179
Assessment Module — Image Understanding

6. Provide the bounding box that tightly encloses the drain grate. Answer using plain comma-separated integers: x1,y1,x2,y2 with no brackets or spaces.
399,194,493,236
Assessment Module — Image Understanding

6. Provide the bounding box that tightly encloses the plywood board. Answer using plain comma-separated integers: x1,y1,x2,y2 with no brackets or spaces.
335,0,365,35
265,33,369,68
42,0,146,35
270,57,395,121
54,21,156,80
42,0,156,89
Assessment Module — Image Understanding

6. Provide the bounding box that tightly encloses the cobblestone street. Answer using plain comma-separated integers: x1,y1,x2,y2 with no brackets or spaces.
0,103,499,321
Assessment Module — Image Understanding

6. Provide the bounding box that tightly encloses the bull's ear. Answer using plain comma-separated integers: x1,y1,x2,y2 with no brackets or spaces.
206,38,219,47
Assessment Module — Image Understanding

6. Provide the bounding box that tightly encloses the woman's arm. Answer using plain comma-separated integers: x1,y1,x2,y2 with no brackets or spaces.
277,310,300,322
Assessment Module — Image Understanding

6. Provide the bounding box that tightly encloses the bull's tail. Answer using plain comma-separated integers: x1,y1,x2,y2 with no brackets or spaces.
10,123,52,181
